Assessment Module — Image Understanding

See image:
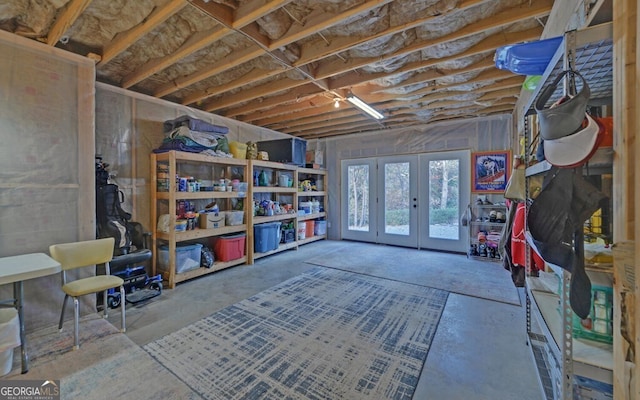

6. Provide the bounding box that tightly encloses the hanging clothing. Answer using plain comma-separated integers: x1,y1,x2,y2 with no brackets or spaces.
527,167,607,319
511,202,545,273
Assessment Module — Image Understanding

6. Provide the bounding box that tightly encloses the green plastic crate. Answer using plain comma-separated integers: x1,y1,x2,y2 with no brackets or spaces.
572,285,613,344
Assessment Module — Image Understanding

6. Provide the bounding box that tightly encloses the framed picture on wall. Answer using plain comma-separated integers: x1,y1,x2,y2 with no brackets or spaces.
471,150,511,193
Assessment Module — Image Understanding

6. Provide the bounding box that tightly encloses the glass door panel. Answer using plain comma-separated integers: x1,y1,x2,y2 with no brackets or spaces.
419,150,470,252
341,158,377,242
377,156,418,247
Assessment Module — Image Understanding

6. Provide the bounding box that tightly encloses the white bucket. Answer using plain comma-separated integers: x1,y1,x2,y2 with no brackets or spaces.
0,308,20,376
297,223,306,240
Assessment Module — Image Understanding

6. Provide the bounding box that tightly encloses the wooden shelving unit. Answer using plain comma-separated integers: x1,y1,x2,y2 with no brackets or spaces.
151,152,330,285
150,151,249,289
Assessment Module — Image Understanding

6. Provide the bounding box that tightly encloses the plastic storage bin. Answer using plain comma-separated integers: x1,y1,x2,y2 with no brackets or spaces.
572,285,613,344
257,138,307,166
213,233,246,262
158,243,203,273
225,211,244,226
229,141,247,159
494,36,562,76
281,228,295,243
0,309,20,376
314,220,327,236
254,222,282,253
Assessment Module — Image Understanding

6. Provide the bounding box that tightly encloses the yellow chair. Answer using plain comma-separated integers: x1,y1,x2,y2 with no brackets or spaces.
49,237,125,349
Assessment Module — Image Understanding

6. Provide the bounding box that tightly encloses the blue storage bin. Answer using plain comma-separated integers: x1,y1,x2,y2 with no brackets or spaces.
254,222,282,253
494,36,562,75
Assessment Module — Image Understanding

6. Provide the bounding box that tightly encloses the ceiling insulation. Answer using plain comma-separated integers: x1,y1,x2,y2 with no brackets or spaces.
0,0,557,138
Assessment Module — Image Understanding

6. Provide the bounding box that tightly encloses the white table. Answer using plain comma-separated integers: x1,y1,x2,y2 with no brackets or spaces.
0,253,61,373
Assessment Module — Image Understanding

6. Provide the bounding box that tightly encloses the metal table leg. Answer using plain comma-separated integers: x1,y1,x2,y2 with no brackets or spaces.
13,281,28,374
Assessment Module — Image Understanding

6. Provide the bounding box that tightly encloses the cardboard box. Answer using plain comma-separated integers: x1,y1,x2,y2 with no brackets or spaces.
199,212,226,229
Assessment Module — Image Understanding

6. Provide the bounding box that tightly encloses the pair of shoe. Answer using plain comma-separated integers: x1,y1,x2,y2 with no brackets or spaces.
475,197,493,205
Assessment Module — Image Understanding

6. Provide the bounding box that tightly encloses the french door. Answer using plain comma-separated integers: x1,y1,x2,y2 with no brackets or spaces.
418,150,470,252
341,150,470,252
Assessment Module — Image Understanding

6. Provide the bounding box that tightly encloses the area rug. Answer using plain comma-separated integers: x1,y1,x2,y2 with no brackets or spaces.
144,267,448,399
5,315,198,400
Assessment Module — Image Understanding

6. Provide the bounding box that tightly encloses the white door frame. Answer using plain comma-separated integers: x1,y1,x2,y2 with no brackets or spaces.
340,150,470,253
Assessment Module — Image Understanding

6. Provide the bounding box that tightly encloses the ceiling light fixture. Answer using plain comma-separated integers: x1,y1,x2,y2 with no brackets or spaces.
346,93,384,119
334,99,340,108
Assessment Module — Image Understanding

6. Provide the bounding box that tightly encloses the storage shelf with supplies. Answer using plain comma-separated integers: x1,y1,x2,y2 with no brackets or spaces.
151,151,250,289
467,201,506,262
521,21,614,400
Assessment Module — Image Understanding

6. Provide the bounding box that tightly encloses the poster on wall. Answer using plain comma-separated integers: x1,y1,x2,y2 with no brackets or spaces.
471,150,511,193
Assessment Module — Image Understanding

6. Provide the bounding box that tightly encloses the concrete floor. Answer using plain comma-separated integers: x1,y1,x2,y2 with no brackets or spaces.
112,240,544,400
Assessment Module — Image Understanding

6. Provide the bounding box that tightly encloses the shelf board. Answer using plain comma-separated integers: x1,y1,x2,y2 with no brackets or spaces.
156,225,247,241
253,214,296,224
467,254,502,262
252,241,298,260
252,186,297,193
297,191,326,197
155,150,248,166
168,256,248,285
297,212,326,221
471,204,507,209
525,148,613,178
250,159,298,170
157,191,246,200
470,221,505,226
298,234,326,246
529,289,613,384
298,167,327,175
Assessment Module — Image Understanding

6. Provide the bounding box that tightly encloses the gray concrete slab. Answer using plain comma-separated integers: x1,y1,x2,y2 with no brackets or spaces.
111,240,543,399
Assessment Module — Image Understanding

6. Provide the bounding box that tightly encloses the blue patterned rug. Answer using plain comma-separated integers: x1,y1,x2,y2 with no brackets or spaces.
144,267,448,399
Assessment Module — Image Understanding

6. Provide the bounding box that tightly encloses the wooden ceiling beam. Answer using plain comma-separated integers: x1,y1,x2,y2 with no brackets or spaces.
269,0,394,50
316,0,552,81
98,0,189,66
328,26,542,90
280,88,516,133
154,44,264,98
241,93,337,123
234,0,294,28
296,102,517,139
46,0,93,46
241,67,515,124
280,85,518,134
166,0,391,101
159,0,547,110
126,0,288,89
202,75,310,110
189,0,234,26
369,58,495,94
182,68,286,105
229,62,513,122
123,26,231,89
293,0,489,67
221,83,325,118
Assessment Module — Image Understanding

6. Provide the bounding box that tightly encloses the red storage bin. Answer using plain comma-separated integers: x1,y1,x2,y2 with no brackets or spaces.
213,233,246,262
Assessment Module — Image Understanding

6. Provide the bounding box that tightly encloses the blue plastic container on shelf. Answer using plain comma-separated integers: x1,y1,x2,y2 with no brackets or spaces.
254,222,282,253
494,36,562,76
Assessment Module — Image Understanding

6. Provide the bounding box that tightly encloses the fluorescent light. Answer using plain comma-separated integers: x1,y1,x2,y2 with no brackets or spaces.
346,93,384,119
